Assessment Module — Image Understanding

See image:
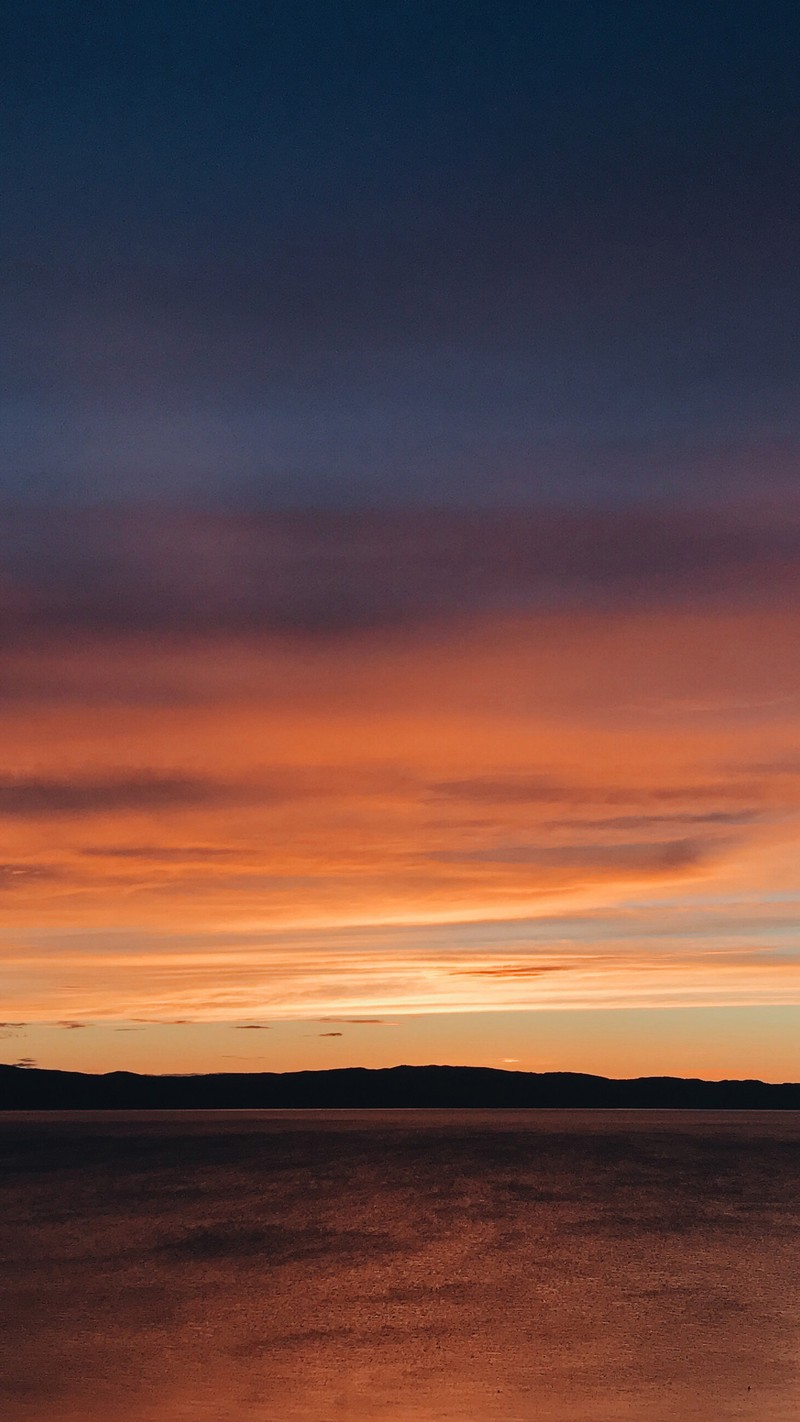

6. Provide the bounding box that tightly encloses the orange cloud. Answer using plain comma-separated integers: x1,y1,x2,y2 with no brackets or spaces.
1,525,799,1062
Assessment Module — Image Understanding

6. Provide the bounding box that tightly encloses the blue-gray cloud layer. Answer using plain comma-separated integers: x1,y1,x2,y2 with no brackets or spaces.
3,1,798,506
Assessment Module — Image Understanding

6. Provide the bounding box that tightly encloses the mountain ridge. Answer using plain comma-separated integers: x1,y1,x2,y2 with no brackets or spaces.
2,1062,800,1110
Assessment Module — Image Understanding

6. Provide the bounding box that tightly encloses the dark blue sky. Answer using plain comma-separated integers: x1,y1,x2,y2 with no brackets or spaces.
3,0,799,506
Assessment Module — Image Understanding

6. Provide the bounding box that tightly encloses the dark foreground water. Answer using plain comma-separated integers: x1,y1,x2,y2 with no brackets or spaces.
1,1111,799,1421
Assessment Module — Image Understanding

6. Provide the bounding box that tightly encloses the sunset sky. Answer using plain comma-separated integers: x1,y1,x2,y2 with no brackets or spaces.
3,1,800,1079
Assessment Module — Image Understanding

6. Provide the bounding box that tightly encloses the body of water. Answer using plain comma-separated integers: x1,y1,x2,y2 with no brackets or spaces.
1,1110,799,1420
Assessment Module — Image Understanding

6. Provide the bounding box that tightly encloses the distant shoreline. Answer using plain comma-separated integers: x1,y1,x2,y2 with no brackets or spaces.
3,1062,800,1111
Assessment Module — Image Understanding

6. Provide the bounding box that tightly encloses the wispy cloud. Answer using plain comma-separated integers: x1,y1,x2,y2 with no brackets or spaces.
128,1017,197,1026
1,505,799,1063
430,777,764,807
427,839,709,871
3,503,800,648
0,773,237,818
450,962,582,979
0,863,60,883
429,775,572,804
318,1017,387,1024
544,811,759,831
80,844,246,860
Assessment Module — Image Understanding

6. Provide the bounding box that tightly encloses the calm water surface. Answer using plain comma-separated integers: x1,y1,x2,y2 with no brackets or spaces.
1,1110,799,1421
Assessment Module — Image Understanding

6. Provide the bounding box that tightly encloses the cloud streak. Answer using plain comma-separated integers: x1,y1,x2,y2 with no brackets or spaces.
427,839,708,870
3,503,800,649
0,772,239,818
544,811,759,830
0,863,59,884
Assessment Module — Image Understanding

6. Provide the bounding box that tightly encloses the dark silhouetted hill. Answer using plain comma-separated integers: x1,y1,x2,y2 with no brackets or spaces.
2,1063,800,1110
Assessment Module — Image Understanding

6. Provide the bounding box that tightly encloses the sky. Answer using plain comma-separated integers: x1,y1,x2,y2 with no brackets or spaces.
2,1,800,1079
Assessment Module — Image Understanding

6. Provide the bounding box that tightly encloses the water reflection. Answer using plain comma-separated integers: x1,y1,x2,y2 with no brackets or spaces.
1,1111,799,1420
